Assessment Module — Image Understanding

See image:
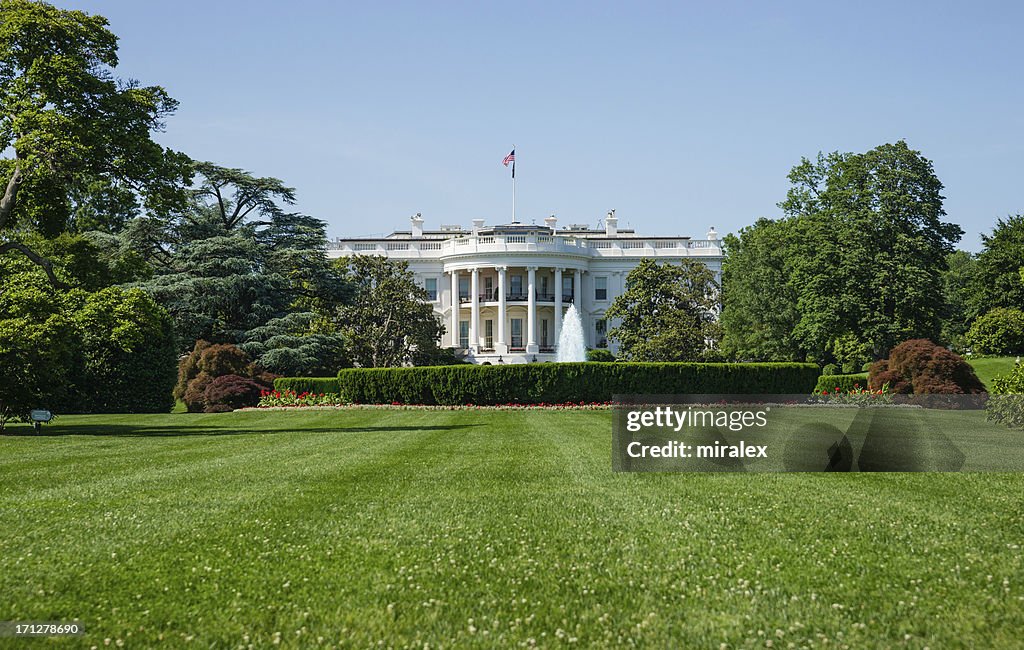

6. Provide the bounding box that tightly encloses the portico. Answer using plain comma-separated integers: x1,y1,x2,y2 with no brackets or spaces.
448,265,583,360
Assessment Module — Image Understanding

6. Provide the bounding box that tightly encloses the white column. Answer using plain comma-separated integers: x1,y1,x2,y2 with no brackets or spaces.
470,267,480,352
554,267,563,351
497,266,508,354
527,266,538,353
450,270,459,347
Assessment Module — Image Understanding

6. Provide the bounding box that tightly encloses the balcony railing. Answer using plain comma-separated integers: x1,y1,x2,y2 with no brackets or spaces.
328,235,722,258
459,292,576,304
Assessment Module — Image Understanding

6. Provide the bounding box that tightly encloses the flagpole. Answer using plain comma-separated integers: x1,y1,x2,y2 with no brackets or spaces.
512,145,517,223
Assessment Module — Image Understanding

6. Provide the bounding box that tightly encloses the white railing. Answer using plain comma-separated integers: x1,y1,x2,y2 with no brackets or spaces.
327,236,721,258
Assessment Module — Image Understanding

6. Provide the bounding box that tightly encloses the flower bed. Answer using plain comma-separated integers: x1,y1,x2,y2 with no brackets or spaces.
813,383,893,406
257,389,347,408
255,390,613,410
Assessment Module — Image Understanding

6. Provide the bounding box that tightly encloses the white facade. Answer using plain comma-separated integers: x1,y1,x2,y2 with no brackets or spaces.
327,212,723,364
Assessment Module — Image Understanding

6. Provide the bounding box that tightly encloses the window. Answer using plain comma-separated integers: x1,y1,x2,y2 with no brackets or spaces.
596,318,607,348
485,320,494,348
510,275,523,298
595,276,608,301
425,278,438,301
562,275,574,301
459,320,469,348
484,277,494,300
459,277,470,300
540,276,549,298
511,318,523,348
540,318,549,347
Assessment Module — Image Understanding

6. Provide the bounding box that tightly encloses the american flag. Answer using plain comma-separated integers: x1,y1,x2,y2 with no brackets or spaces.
503,149,515,178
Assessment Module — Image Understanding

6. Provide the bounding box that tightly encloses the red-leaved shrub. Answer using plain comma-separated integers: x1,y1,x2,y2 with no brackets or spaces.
869,339,984,394
175,341,277,412
203,374,267,412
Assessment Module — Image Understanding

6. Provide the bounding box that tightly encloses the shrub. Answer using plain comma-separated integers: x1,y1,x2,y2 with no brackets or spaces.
861,361,874,372
986,363,1024,429
203,374,267,412
965,308,1024,355
813,373,869,395
869,339,984,394
175,341,253,400
338,362,820,405
274,377,340,395
183,372,215,413
821,363,840,376
69,287,177,414
587,349,616,362
176,342,273,412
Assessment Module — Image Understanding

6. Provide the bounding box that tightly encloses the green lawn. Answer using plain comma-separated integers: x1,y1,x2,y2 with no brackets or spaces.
967,356,1019,391
2,409,1023,648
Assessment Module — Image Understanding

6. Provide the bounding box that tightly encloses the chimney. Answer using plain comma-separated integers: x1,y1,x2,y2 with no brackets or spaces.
544,214,557,231
604,210,618,237
472,218,485,235
706,226,718,240
410,213,424,237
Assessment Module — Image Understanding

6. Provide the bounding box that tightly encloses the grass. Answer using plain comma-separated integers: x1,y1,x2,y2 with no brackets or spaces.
967,356,1018,391
1,409,1023,648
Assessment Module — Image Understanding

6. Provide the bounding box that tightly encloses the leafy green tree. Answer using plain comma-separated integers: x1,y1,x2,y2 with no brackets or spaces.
66,287,177,413
0,269,76,429
779,141,961,360
972,215,1024,315
333,255,444,368
964,308,1024,356
0,0,189,283
0,257,175,426
605,258,721,362
940,250,978,348
720,218,803,361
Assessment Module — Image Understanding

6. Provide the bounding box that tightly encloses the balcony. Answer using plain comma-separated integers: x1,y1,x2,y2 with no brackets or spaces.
459,292,576,304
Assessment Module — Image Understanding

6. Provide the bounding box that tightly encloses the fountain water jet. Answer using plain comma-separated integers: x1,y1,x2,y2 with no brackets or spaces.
557,303,587,363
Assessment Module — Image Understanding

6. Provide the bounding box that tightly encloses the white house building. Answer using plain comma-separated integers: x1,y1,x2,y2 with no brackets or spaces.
326,212,723,364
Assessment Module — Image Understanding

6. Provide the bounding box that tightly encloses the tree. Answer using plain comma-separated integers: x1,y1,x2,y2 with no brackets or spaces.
964,308,1024,356
940,250,978,349
780,141,961,360
134,163,347,348
720,218,803,361
0,256,177,427
972,215,1024,315
0,0,189,284
66,287,177,413
333,255,444,367
0,269,76,429
240,312,346,376
605,258,720,362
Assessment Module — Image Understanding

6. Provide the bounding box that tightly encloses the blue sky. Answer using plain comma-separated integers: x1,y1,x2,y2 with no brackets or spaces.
57,0,1024,250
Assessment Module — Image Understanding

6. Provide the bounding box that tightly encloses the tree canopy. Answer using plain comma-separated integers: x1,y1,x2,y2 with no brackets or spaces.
0,0,189,283
332,255,444,368
721,141,962,365
605,258,721,362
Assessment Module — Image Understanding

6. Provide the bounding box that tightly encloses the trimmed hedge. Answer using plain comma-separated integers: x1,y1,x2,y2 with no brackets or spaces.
813,373,870,395
274,376,341,395
338,362,820,405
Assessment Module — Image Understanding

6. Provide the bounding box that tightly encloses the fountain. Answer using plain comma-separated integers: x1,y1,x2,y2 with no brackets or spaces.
557,303,587,362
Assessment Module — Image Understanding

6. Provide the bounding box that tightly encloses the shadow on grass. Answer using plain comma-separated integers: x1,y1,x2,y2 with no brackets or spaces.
2,423,482,438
